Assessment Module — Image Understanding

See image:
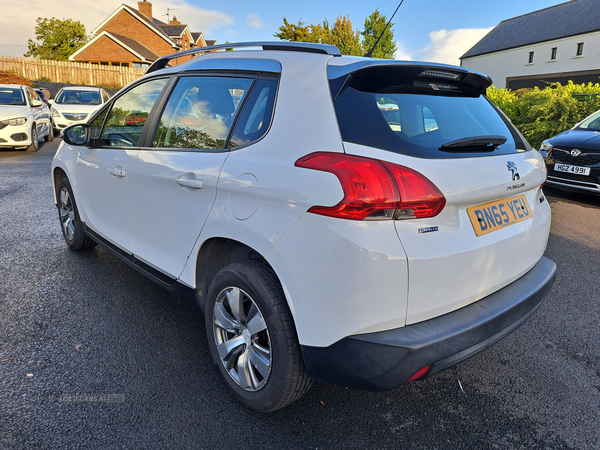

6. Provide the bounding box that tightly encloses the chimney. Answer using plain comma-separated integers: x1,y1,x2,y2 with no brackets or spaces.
138,1,153,21
170,16,181,25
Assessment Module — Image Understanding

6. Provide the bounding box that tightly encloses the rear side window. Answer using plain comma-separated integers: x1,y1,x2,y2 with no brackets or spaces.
332,71,525,158
153,76,253,150
229,78,278,148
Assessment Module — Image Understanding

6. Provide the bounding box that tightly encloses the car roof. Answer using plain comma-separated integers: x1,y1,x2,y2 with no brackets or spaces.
140,41,492,93
0,84,26,89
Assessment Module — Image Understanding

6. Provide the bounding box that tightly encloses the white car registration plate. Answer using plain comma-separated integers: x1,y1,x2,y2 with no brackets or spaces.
554,164,591,176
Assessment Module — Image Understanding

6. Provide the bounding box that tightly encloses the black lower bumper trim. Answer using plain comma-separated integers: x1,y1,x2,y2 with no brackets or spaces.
301,256,557,391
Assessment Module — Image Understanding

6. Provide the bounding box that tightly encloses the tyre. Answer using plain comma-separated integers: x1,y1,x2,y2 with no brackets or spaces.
57,177,97,251
26,125,39,152
44,125,54,142
205,261,312,412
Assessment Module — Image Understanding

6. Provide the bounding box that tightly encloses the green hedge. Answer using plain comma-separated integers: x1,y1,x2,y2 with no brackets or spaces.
486,81,600,149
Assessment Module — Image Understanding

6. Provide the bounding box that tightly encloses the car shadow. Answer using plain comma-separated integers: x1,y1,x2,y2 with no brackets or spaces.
544,186,600,209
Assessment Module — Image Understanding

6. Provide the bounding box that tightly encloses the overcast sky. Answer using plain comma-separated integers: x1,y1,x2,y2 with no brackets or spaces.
1,0,562,65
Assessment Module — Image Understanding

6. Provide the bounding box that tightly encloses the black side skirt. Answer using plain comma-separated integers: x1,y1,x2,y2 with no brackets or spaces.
84,225,197,307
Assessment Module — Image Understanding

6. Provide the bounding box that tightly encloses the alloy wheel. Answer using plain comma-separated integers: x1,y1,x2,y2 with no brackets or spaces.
59,187,76,240
212,286,272,391
32,126,38,150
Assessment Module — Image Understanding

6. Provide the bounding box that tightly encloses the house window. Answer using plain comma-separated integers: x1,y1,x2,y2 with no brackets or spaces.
528,52,534,64
576,42,584,56
550,47,557,60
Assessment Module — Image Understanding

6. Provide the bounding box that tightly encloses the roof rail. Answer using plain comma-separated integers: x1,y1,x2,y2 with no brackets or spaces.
146,41,342,74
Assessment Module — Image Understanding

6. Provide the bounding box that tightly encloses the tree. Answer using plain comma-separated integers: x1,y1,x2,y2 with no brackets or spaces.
362,9,397,59
325,16,362,56
275,11,394,58
25,17,88,61
274,18,325,44
275,16,362,56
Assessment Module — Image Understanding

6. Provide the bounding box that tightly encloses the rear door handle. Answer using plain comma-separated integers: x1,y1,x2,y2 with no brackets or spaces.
177,174,203,190
108,167,126,178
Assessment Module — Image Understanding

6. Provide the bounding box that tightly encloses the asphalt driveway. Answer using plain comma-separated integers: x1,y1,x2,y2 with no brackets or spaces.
1,141,599,449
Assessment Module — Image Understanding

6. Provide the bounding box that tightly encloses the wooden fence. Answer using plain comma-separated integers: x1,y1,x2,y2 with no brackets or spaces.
0,56,146,88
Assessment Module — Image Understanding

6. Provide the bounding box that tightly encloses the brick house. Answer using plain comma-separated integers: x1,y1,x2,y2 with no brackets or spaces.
70,1,214,69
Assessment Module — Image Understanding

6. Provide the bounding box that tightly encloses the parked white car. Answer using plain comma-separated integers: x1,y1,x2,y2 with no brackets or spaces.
50,86,110,134
51,42,556,412
0,84,52,151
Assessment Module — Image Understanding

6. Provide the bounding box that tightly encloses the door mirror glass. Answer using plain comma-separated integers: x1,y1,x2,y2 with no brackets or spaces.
63,124,89,146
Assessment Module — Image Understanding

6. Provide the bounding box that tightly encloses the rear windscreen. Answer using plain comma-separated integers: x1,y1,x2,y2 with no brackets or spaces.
331,72,526,158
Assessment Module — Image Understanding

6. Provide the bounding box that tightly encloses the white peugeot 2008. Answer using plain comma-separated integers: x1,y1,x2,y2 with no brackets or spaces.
51,42,556,412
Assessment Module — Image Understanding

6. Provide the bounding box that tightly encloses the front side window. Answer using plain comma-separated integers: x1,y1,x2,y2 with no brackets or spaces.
153,76,253,150
89,109,109,141
331,69,523,158
99,78,168,147
25,88,35,105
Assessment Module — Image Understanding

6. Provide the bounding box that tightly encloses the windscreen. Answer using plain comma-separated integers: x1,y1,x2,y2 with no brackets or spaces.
0,88,26,106
332,72,526,158
55,90,102,105
576,110,600,131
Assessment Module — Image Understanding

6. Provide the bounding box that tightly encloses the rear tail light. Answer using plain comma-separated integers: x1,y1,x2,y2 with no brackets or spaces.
295,152,445,221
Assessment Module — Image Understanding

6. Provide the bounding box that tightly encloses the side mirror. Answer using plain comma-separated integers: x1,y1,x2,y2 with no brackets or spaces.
62,124,90,146
48,99,54,105
31,99,43,107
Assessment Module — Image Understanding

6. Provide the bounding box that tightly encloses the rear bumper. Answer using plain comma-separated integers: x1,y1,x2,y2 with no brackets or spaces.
301,256,556,391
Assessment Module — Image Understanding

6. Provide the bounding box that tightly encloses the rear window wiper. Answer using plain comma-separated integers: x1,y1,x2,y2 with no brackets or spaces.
440,135,507,151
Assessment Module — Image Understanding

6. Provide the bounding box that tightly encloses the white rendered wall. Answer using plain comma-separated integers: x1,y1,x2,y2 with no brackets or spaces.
461,31,600,88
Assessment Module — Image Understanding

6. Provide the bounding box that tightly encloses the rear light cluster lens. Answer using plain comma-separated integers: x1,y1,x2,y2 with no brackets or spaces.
407,365,431,382
295,152,446,221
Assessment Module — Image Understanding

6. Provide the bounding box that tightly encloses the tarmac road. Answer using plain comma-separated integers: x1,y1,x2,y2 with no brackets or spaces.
1,140,599,449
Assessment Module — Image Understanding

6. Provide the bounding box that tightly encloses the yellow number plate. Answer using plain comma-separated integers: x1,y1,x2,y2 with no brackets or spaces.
467,194,532,237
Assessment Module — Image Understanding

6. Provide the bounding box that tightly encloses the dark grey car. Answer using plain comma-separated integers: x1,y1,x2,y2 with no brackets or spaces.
541,109,600,195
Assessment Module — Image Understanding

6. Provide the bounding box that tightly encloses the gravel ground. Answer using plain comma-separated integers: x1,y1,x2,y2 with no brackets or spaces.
1,141,599,449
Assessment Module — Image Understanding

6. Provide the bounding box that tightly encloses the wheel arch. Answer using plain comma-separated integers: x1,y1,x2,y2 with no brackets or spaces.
52,166,68,205
194,237,273,313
